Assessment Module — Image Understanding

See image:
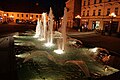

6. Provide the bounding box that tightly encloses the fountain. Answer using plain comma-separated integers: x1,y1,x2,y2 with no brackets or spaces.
23,51,55,63
36,13,47,41
42,13,47,40
14,7,119,80
33,18,41,38
65,60,90,77
54,7,67,54
45,7,54,47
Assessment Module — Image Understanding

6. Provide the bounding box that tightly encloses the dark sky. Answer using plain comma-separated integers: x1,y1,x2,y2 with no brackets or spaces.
0,0,68,19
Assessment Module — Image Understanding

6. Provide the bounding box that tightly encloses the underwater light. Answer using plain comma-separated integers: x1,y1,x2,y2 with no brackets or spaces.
13,35,19,38
15,53,30,58
54,49,64,54
38,38,45,41
44,42,54,47
90,47,98,53
33,35,39,38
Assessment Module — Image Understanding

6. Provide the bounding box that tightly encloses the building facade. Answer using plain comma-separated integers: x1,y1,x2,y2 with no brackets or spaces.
81,0,120,33
66,0,81,28
0,10,42,23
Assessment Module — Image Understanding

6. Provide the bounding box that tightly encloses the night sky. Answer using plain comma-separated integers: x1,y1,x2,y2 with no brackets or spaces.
0,0,68,19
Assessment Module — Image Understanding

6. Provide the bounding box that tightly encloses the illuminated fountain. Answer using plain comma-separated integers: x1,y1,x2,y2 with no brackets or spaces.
54,7,67,54
65,60,90,77
44,7,54,47
33,18,41,38
14,7,119,80
37,13,47,41
42,13,47,40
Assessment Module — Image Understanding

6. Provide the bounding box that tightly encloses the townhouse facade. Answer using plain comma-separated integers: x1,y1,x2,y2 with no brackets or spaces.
81,0,120,33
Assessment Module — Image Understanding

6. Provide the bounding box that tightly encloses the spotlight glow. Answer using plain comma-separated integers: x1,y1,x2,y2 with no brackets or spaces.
13,35,19,38
14,43,24,46
33,35,39,38
15,53,30,58
38,38,45,41
54,49,64,54
90,47,98,53
44,42,54,47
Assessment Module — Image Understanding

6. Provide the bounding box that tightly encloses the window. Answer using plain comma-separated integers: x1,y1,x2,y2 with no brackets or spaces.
40,15,42,18
36,15,38,18
99,0,102,3
107,8,110,16
26,14,28,17
17,14,19,17
21,14,24,17
87,10,89,16
83,11,85,16
93,10,96,16
84,0,86,6
88,0,90,5
115,7,118,15
94,0,96,4
98,9,101,16
7,13,9,16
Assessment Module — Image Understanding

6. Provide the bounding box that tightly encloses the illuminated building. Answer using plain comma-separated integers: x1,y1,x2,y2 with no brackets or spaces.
81,0,120,33
0,10,42,23
66,0,82,28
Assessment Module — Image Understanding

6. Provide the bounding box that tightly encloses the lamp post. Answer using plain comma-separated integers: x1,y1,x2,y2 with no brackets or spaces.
109,12,116,36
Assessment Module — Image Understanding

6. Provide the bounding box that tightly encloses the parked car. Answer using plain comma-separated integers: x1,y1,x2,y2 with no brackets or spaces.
16,19,26,24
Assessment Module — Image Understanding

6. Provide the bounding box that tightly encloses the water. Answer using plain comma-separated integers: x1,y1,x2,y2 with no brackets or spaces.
13,7,120,80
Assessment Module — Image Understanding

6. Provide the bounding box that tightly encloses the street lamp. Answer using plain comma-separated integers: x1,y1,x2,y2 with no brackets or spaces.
75,15,81,19
109,12,116,36
75,15,82,31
